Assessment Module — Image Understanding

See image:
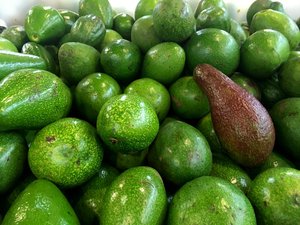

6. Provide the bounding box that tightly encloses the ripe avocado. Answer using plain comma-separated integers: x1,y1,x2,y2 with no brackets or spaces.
2,179,80,225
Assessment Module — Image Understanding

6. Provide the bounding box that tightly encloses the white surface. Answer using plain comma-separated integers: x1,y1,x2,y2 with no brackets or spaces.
0,0,299,26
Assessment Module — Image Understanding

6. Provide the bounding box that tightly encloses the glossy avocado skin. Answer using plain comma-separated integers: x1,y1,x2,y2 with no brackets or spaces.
0,68,72,132
167,176,256,225
2,179,80,225
100,166,167,225
28,117,104,188
0,132,27,194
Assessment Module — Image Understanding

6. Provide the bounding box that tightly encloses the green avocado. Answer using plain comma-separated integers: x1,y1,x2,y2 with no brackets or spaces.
247,167,300,225
100,166,167,225
152,0,196,43
167,176,256,225
0,132,27,194
28,117,104,188
0,50,47,80
0,68,72,131
2,179,80,225
74,163,119,225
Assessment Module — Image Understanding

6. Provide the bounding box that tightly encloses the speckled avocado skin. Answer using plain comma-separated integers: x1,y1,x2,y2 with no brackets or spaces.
167,176,256,225
2,179,80,225
97,94,159,154
28,117,104,188
0,68,72,131
100,166,167,225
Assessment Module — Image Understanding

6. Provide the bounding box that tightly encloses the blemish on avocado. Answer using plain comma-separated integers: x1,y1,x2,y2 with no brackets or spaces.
6,157,9,162
109,137,118,144
46,136,56,143
293,193,300,207
76,159,81,166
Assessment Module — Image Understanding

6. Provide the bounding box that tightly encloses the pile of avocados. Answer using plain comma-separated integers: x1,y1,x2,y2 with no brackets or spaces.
0,0,300,224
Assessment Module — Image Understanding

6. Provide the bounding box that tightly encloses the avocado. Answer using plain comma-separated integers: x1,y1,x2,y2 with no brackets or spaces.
152,0,196,43
74,163,119,225
167,176,256,224
0,131,27,194
147,119,212,186
0,50,47,80
247,167,300,225
2,179,80,225
0,25,28,50
0,68,72,131
100,166,167,225
28,117,104,188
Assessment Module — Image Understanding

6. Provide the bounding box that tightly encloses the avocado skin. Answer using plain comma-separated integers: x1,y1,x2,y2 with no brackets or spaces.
270,97,300,161
0,132,27,194
0,50,47,80
152,0,196,43
0,68,72,131
28,117,104,188
100,166,167,225
167,176,256,225
74,163,119,225
2,179,80,225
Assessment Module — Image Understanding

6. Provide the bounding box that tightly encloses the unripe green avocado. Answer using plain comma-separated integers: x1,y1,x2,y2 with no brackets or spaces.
2,179,80,225
0,68,72,131
100,166,167,225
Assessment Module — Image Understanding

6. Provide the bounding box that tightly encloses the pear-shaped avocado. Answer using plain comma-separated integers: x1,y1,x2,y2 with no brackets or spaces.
2,179,80,225
193,64,275,167
100,166,167,225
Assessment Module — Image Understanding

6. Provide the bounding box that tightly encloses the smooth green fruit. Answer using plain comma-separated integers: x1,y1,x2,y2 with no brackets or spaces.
58,42,101,86
169,76,210,120
96,29,122,52
269,97,300,160
107,148,148,171
100,166,167,225
196,6,231,32
250,9,300,49
21,41,58,73
196,113,222,153
229,18,248,46
58,9,79,32
167,176,256,225
28,117,103,188
0,50,47,80
152,0,196,43
141,42,185,86
278,55,300,97
195,0,227,18
147,120,212,186
231,72,261,100
0,37,18,52
2,179,80,225
124,78,171,121
74,163,119,225
210,153,252,194
97,94,159,154
75,73,121,124
131,15,161,53
248,167,300,225
0,69,71,131
68,14,106,47
0,132,27,194
185,28,240,75
239,29,290,79
0,25,28,50
24,5,66,44
134,0,159,20
79,0,113,29
100,39,141,84
246,0,273,25
113,13,134,41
